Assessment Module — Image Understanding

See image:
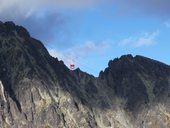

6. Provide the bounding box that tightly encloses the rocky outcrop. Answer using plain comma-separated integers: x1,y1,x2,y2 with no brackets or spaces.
0,21,170,128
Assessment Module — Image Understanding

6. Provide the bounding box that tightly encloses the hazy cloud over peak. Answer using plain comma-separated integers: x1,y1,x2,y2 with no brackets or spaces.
48,40,111,66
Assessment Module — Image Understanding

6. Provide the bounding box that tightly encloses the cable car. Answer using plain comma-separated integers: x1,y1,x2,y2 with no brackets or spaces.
70,64,75,69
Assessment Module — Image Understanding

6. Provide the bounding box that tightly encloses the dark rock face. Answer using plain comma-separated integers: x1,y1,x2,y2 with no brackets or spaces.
0,21,170,128
99,55,170,111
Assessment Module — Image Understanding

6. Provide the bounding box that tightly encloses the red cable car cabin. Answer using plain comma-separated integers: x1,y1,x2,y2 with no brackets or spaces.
70,64,75,69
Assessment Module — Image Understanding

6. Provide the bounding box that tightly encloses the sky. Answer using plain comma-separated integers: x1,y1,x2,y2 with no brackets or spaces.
0,0,170,76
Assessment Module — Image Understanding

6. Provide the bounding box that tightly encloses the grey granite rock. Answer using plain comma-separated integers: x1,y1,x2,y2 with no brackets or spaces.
0,21,170,128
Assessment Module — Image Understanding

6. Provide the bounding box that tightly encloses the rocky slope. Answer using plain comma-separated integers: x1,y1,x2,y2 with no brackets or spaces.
0,21,170,128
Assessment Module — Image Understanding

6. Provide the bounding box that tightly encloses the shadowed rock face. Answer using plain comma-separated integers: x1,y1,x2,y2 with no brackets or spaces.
99,55,170,111
0,21,170,128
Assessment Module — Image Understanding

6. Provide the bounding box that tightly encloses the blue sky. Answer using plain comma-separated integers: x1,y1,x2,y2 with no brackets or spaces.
0,0,170,76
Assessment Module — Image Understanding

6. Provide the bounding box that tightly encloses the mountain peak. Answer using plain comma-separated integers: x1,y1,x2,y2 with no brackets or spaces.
99,54,170,111
120,54,133,60
107,54,169,69
0,21,170,128
0,21,30,38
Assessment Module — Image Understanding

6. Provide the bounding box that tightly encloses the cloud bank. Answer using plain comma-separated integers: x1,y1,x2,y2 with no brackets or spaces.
1,0,170,19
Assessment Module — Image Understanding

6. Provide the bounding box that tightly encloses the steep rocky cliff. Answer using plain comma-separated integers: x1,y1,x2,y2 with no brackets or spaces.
0,21,170,128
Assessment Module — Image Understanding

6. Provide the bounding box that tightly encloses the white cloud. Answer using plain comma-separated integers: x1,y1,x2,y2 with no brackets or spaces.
48,40,111,68
120,30,160,48
48,49,75,67
72,41,110,56
48,49,65,60
164,21,170,28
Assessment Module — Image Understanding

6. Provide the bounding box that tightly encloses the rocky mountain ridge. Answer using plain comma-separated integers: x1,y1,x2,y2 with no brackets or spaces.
0,21,170,128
